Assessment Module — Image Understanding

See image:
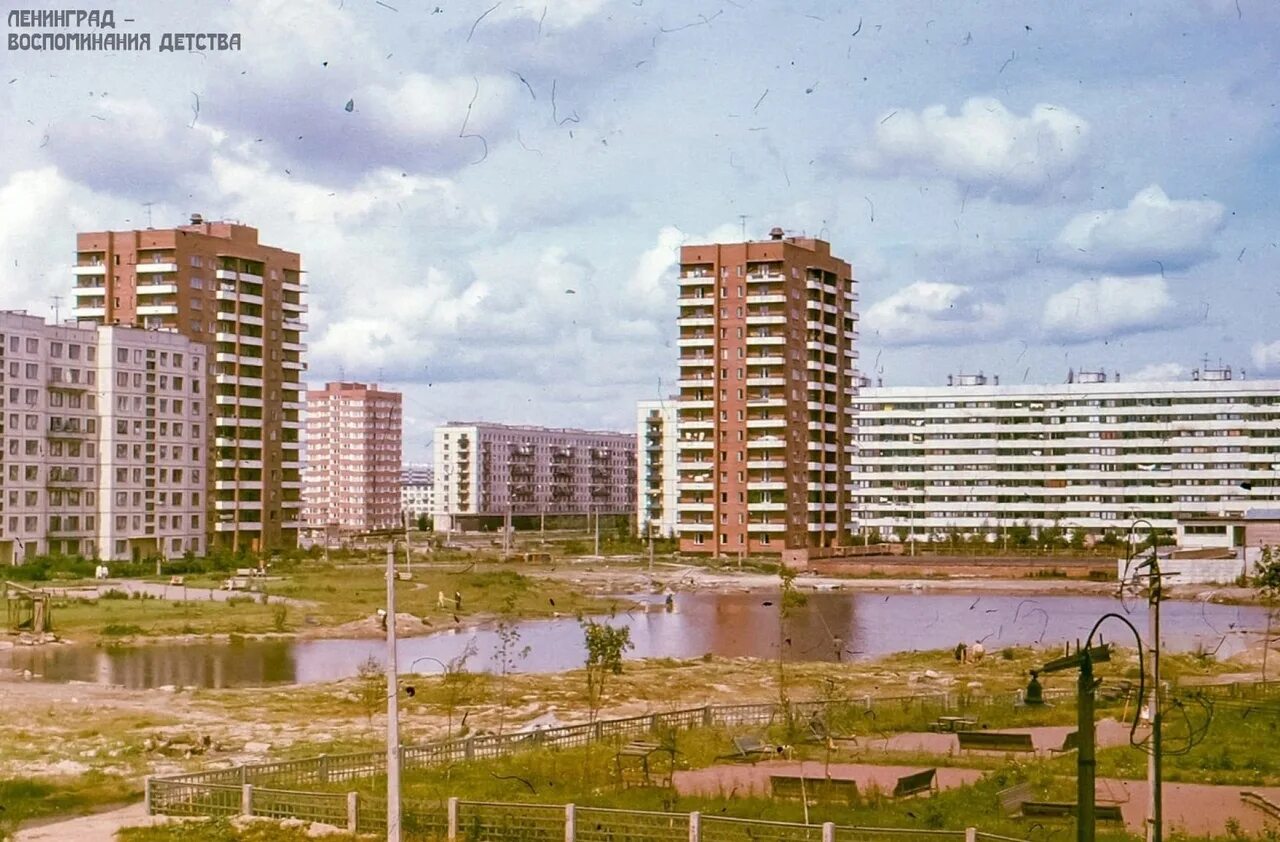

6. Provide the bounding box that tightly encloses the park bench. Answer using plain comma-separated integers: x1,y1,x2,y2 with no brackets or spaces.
723,736,777,763
1241,791,1280,820
999,782,1122,821
614,740,673,788
1022,802,1124,822
1050,730,1079,755
957,730,1035,754
807,717,857,746
770,774,858,806
168,576,185,586
892,768,938,798
929,716,977,733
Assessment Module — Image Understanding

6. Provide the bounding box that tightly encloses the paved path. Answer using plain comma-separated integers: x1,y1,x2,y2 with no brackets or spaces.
867,719,1139,755
45,579,305,606
14,802,159,842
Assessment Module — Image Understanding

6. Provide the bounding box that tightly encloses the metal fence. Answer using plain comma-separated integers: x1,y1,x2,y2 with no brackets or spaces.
146,679,1280,835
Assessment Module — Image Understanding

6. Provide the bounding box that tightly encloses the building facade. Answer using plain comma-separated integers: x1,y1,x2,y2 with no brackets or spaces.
432,423,636,532
302,382,402,537
636,399,678,538
675,228,859,559
0,311,206,564
853,368,1280,542
71,216,306,553
401,463,434,523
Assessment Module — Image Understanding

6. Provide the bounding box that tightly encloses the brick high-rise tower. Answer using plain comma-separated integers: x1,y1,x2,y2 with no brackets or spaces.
302,382,403,538
71,216,306,553
674,228,858,563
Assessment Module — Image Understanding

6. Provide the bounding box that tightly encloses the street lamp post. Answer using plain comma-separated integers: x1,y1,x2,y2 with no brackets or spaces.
1033,641,1109,842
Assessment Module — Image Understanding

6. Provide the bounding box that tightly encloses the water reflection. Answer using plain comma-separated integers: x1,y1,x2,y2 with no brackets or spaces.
0,590,1266,689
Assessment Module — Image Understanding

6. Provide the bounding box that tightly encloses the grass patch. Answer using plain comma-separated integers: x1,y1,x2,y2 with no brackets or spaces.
0,774,140,836
119,819,358,841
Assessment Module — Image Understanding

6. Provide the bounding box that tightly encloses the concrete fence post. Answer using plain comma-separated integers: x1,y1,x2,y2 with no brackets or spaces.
465,737,475,760
864,694,872,712
240,784,253,817
346,792,358,833
689,810,701,842
702,706,713,727
565,803,576,842
318,754,330,785
822,822,835,842
965,827,977,842
594,721,604,741
143,776,153,815
447,796,459,841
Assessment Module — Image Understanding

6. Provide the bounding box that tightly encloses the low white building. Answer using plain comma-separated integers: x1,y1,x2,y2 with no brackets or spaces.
636,399,678,538
0,311,207,564
854,368,1280,544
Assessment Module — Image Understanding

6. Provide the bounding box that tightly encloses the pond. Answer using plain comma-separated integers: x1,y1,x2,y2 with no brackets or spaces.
0,589,1266,688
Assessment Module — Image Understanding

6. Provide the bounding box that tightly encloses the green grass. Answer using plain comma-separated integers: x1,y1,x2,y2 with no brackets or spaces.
119,820,358,841
1082,703,1280,786
42,563,614,641
0,774,140,836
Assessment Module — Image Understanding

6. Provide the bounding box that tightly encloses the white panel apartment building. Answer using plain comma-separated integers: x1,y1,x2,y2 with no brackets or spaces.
433,423,636,532
636,399,678,538
401,463,434,521
852,369,1280,542
0,312,206,564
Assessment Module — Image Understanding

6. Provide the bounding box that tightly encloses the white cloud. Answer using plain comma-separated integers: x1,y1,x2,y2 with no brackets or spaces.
863,282,1009,346
852,97,1090,203
1252,341,1280,375
1041,275,1180,343
1126,362,1187,382
1054,185,1225,273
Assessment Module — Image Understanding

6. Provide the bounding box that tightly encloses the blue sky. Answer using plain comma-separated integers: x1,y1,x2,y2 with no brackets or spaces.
3,0,1280,461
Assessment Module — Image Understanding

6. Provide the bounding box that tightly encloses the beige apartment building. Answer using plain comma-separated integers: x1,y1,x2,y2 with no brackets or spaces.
71,216,306,553
0,311,206,564
675,228,859,560
302,382,403,538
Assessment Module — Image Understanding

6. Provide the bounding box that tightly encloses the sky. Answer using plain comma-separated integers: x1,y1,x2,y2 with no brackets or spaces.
3,0,1280,463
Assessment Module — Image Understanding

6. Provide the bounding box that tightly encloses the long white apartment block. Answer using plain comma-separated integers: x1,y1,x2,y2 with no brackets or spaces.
852,369,1280,542
0,311,206,564
636,399,678,538
433,422,636,532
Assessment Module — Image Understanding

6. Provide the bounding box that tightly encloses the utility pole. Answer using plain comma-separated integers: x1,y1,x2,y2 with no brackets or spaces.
50,294,63,324
384,542,401,842
1036,642,1110,842
1145,541,1163,842
593,505,600,557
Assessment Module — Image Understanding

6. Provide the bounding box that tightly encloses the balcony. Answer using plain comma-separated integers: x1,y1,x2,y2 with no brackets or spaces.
678,356,714,368
747,522,787,532
137,283,179,295
746,418,786,429
72,306,106,318
72,264,106,275
676,337,715,348
138,304,179,317
72,285,106,297
745,334,786,346
137,262,179,273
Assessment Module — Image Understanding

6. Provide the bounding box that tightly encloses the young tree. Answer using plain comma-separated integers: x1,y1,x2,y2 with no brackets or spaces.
1256,546,1280,680
439,639,481,738
777,566,808,735
581,620,634,722
491,595,531,736
355,655,385,732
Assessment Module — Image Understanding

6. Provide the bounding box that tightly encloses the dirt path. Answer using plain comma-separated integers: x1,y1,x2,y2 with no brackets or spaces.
14,802,156,842
42,579,306,606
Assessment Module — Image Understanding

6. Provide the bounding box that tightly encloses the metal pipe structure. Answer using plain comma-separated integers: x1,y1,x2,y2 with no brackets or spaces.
384,542,401,842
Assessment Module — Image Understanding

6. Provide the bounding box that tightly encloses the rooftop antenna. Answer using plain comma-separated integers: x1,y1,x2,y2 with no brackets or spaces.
50,294,62,323
739,214,748,241
142,201,155,229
